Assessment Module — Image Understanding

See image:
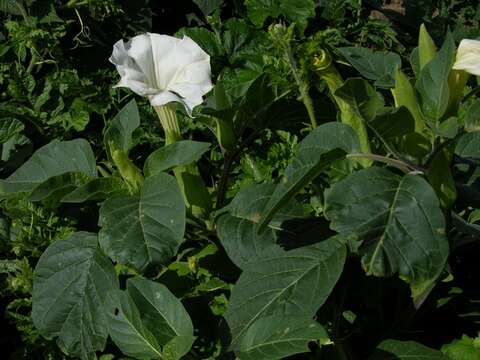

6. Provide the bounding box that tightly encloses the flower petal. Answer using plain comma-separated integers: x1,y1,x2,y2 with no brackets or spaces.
109,36,158,96
149,91,182,107
453,39,480,76
149,91,196,117
110,33,213,115
149,34,213,113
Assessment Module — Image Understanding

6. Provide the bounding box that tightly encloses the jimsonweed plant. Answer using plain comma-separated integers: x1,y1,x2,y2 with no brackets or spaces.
1,1,480,359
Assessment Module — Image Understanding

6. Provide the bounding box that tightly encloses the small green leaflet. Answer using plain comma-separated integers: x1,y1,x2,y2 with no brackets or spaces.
455,132,480,159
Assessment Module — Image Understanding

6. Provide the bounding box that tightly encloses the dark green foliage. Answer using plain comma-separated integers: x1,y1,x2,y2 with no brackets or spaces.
2,1,480,360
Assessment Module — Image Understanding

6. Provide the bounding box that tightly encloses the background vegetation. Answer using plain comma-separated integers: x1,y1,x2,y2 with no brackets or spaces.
1,0,480,359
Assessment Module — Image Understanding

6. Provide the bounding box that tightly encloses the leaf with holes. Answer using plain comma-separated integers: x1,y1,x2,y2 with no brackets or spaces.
109,277,194,360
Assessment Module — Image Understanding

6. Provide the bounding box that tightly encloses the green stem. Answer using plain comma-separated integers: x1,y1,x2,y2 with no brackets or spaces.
347,153,415,173
154,104,182,144
154,104,211,217
285,47,317,128
313,50,371,165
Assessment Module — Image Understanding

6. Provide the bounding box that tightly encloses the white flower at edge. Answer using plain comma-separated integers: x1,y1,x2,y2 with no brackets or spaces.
453,38,480,76
110,33,213,116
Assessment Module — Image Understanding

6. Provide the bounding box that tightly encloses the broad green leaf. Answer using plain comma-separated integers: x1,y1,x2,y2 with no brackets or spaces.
245,0,315,32
28,172,90,202
61,177,127,203
415,32,455,122
0,0,24,15
222,18,255,60
32,232,117,360
225,237,346,349
244,0,281,26
109,277,194,360
324,167,448,298
222,68,262,102
258,122,360,231
128,278,194,344
228,183,304,226
0,118,24,143
410,46,421,76
455,132,480,159
335,78,385,123
370,339,448,359
427,148,457,209
162,336,197,360
369,106,415,139
434,117,458,139
192,0,223,16
463,100,480,132
104,99,140,156
222,18,269,68
338,47,401,88
109,290,163,359
399,132,432,161
144,141,211,177
177,27,223,57
418,24,437,70
0,139,97,194
99,173,185,270
441,334,480,360
217,214,278,269
391,69,425,132
278,0,316,32
237,315,328,360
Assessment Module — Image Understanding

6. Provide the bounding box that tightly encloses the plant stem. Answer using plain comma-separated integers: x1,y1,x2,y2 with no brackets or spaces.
347,153,418,173
285,47,317,128
154,104,211,217
154,104,182,144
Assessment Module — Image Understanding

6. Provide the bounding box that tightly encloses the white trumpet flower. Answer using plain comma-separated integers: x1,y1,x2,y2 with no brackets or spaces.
110,33,213,116
453,39,480,76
